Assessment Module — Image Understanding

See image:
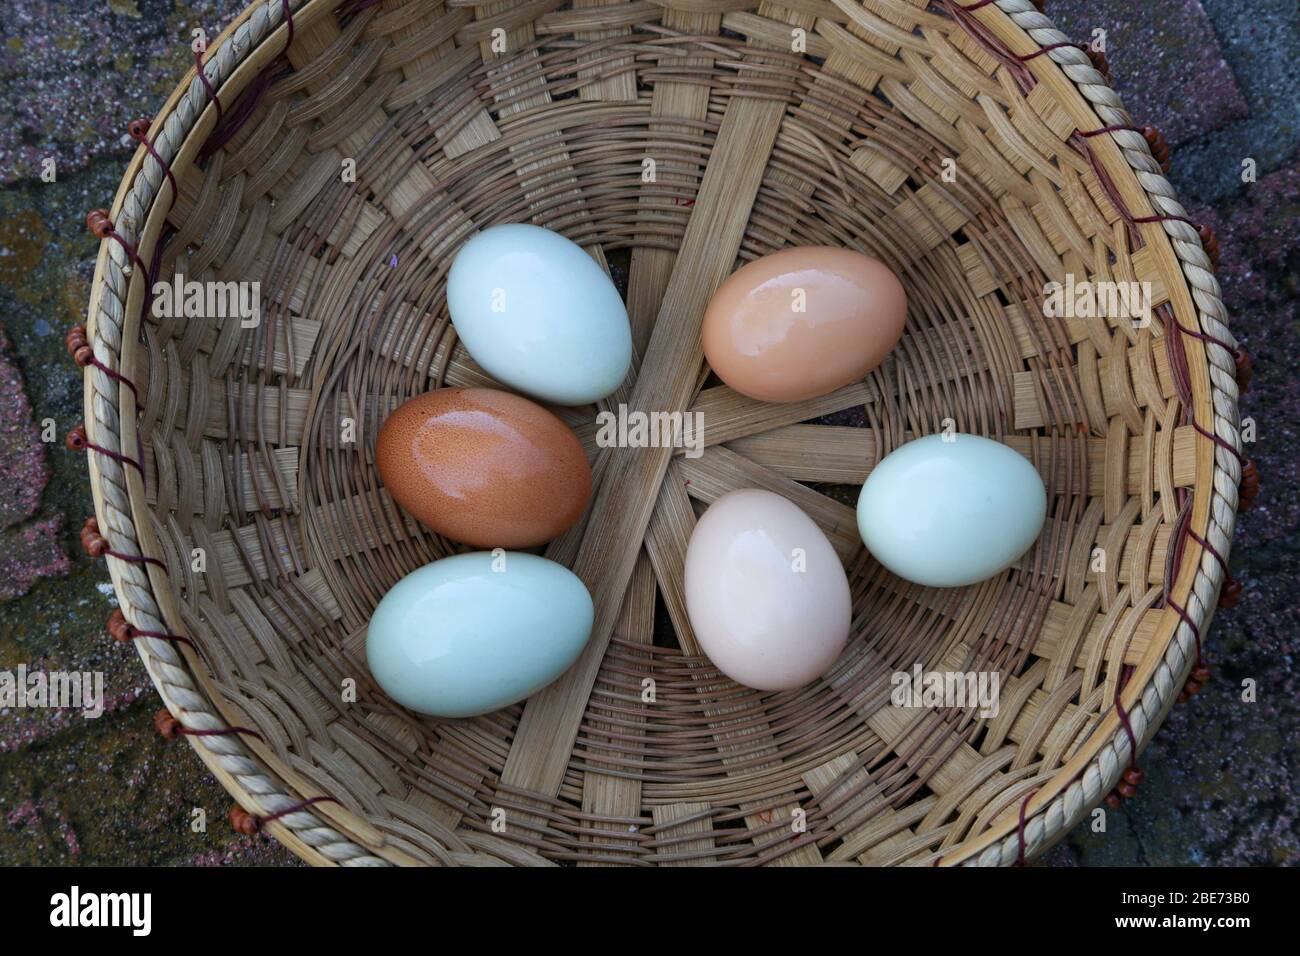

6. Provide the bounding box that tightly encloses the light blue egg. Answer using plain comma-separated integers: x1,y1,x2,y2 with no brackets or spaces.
366,551,594,718
856,434,1047,588
447,223,633,405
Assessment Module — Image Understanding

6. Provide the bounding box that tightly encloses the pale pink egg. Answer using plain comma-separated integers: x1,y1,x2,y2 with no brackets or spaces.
684,489,851,691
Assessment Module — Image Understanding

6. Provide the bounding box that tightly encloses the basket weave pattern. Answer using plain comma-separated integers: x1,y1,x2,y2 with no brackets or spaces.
82,0,1240,866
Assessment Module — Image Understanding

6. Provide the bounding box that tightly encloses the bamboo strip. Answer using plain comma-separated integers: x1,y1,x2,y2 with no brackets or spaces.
650,802,716,865
500,90,788,800
578,551,655,864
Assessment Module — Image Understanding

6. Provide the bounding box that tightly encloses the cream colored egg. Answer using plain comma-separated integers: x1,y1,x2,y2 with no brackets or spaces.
684,489,851,691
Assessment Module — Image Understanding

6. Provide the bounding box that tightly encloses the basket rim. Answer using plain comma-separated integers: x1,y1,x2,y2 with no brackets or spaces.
79,0,1242,867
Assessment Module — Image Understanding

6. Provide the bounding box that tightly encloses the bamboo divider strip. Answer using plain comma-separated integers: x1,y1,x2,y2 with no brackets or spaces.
500,88,789,800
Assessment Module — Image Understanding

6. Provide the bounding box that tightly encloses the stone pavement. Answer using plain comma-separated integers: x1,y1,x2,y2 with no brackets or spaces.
0,1,1295,867
0,0,307,867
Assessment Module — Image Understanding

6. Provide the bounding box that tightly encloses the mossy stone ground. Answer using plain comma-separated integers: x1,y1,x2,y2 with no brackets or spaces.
0,0,1295,866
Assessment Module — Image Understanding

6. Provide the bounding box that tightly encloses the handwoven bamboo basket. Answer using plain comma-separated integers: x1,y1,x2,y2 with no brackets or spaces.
80,0,1244,866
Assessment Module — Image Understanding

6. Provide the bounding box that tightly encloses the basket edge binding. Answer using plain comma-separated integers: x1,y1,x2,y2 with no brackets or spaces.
83,0,403,868
77,0,1241,867
940,0,1242,866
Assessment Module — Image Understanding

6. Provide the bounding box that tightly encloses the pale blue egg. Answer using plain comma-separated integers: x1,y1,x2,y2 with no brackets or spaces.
447,223,632,405
856,434,1047,588
366,551,594,718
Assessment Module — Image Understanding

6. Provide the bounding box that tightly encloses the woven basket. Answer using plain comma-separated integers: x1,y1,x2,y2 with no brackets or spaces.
80,0,1244,866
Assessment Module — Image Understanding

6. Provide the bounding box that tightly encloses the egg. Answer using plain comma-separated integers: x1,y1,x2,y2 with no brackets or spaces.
856,434,1047,588
376,387,591,549
702,246,907,403
447,223,633,405
367,551,594,717
684,489,851,691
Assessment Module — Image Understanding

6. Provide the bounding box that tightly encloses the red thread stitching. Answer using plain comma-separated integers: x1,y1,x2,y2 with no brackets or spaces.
193,47,224,120
128,120,179,215
256,795,340,827
199,0,295,158
1014,787,1039,866
1016,41,1084,62
179,724,263,741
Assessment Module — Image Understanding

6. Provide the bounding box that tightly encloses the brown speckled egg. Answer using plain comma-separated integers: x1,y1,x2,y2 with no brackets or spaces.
376,387,591,549
702,247,907,403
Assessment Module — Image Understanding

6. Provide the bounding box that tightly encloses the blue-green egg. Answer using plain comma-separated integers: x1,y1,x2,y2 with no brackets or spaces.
446,223,633,406
856,433,1047,588
366,551,594,718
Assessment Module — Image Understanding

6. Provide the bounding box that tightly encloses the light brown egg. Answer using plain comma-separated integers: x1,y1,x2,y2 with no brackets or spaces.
702,247,907,403
376,387,591,549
